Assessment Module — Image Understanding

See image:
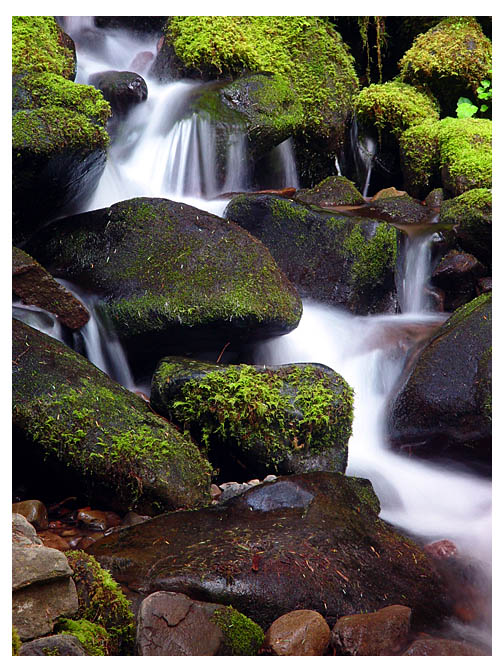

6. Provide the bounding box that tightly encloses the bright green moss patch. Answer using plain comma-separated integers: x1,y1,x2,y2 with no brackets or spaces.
211,605,264,655
65,551,135,655
55,618,110,656
343,222,397,290
12,626,22,656
356,80,439,138
12,16,74,78
166,16,358,136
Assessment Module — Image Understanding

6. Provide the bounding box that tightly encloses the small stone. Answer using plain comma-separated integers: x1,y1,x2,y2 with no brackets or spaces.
263,475,277,482
263,609,330,656
38,530,71,552
12,500,49,530
121,511,151,527
77,509,108,530
219,481,239,490
77,533,105,550
424,539,458,560
247,479,260,486
331,605,411,656
210,484,222,498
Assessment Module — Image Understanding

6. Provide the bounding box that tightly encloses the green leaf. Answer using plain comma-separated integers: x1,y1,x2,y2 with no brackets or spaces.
456,97,478,119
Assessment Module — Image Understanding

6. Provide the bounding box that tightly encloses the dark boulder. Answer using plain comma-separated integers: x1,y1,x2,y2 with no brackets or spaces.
387,293,492,471
25,197,302,363
224,193,397,314
13,319,212,515
431,250,487,312
88,70,148,118
88,472,451,631
150,357,354,480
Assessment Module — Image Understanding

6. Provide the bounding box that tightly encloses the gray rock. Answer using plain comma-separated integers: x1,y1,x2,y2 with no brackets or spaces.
19,634,87,656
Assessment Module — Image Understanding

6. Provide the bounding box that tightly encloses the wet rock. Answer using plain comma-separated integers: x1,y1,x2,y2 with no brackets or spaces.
12,499,48,530
294,175,365,207
423,540,458,560
13,319,212,515
38,530,71,552
12,248,89,330
402,636,488,656
76,533,105,550
26,197,302,363
88,472,450,630
151,358,353,479
431,249,487,311
388,293,491,471
371,187,408,201
129,51,155,74
210,484,222,500
121,511,151,527
358,193,435,226
19,634,87,656
12,513,42,545
478,277,492,294
12,514,78,640
331,605,412,655
88,70,148,118
263,610,330,656
136,591,264,656
224,193,398,315
77,509,108,531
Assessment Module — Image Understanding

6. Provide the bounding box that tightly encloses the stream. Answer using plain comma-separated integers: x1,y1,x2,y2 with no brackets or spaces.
15,18,492,650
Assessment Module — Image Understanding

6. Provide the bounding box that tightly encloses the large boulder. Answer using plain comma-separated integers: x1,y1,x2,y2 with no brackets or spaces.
12,17,111,243
12,247,89,330
26,197,302,363
88,472,451,631
151,358,354,479
13,319,212,515
388,293,492,471
398,17,492,117
224,193,397,314
400,117,492,199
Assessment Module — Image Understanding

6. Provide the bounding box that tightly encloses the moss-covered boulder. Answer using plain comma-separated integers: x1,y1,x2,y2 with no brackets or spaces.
54,618,110,655
400,118,492,198
12,247,89,330
224,193,397,314
64,551,135,655
355,80,439,140
439,188,492,269
25,197,302,362
398,17,492,116
388,293,492,471
12,319,212,515
88,472,451,630
12,16,111,243
151,358,354,479
152,17,358,181
294,176,365,207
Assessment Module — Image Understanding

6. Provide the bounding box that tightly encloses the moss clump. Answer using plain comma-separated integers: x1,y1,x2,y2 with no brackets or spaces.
399,16,492,113
65,551,135,655
355,80,439,139
162,362,354,473
400,117,491,197
211,605,264,655
343,222,397,291
294,175,365,207
165,16,358,137
440,188,491,266
55,618,110,656
12,626,22,656
12,16,75,78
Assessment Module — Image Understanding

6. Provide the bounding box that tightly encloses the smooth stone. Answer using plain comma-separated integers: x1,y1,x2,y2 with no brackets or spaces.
12,500,49,530
263,609,330,656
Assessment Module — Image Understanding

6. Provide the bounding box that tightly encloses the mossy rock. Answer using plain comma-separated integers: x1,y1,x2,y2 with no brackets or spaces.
439,188,492,269
358,194,433,225
12,17,111,243
12,319,212,515
211,605,264,655
224,193,398,314
64,551,135,655
54,618,110,656
153,17,358,151
294,176,365,207
151,358,354,478
355,80,439,139
12,626,22,656
398,16,492,115
400,117,492,198
26,197,302,361
388,293,492,471
89,472,451,630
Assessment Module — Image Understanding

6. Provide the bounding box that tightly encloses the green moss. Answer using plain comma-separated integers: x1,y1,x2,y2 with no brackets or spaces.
55,618,110,656
12,16,74,78
399,120,440,194
211,605,264,655
356,80,439,139
15,72,111,125
64,551,135,655
166,16,358,136
442,291,491,332
343,222,397,290
438,117,492,192
295,175,364,206
12,626,22,656
41,647,61,655
168,363,353,470
13,106,109,155
399,17,492,100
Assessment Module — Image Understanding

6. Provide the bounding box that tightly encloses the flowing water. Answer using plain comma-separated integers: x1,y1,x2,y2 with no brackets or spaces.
15,18,491,649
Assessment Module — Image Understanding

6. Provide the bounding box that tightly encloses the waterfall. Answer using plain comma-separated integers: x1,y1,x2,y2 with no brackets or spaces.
398,230,436,314
272,138,299,189
350,118,376,197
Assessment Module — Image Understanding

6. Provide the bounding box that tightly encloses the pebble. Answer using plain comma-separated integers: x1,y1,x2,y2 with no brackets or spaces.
77,509,108,530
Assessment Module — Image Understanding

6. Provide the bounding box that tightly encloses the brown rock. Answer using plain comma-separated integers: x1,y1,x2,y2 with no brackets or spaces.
331,605,412,656
12,500,48,530
12,247,89,330
77,509,108,530
403,636,488,656
263,609,330,656
210,484,222,499
38,530,71,552
423,539,458,560
477,277,492,294
371,187,407,201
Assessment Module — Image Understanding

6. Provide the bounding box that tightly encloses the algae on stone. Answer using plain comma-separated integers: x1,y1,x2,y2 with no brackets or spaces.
211,605,264,655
